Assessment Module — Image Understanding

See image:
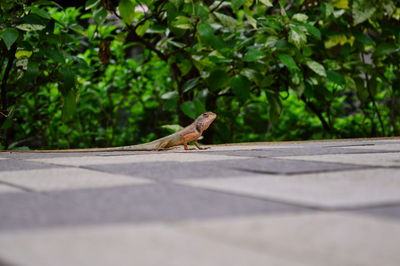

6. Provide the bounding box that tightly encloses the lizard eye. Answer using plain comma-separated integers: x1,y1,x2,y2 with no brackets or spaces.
203,113,208,117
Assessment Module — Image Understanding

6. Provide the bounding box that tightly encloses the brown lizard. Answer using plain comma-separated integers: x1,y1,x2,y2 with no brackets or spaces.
2,112,217,153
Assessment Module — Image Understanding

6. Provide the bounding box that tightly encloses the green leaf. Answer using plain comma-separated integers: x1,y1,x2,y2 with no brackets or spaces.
183,77,200,93
292,13,308,22
167,39,185,48
119,0,135,24
1,112,14,130
207,69,230,90
172,16,192,30
94,7,107,24
170,0,183,9
259,0,273,7
373,43,399,57
161,124,183,133
16,14,47,31
306,60,327,77
355,32,375,46
136,20,151,36
15,50,33,59
60,69,75,95
198,23,214,42
47,47,65,63
243,47,265,62
30,6,51,19
214,12,237,28
289,25,307,49
278,54,298,70
62,90,76,121
180,101,197,119
85,0,100,10
245,12,257,29
302,22,321,40
230,75,250,101
232,0,245,10
1,28,19,50
267,92,282,123
161,91,178,100
352,0,376,25
197,23,223,50
16,24,46,31
193,99,206,115
327,71,345,85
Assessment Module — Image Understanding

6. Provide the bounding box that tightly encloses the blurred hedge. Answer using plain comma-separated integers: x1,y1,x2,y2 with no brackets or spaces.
0,0,399,149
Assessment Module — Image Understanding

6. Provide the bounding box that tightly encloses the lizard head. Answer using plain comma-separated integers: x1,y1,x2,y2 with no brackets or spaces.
195,112,217,132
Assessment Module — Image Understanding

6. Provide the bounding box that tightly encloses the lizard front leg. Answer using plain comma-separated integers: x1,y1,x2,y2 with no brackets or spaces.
194,141,209,150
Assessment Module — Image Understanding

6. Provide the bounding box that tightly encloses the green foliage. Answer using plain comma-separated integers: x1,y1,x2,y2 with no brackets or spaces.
0,0,399,149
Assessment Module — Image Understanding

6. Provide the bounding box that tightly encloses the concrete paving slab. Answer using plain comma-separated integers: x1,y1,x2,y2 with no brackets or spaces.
179,212,400,266
24,153,251,167
177,169,400,208
204,144,305,151
202,146,393,158
0,159,62,172
0,183,306,232
0,222,307,266
353,204,400,221
338,143,400,151
0,168,151,192
0,184,23,193
276,152,400,167
85,158,364,181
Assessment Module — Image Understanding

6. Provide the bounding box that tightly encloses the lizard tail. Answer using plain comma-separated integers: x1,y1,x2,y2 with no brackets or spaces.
0,143,161,153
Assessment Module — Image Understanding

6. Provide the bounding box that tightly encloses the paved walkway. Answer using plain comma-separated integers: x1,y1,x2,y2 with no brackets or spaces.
0,138,400,266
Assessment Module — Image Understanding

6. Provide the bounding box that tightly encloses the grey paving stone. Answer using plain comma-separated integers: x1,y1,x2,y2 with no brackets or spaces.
0,168,151,192
202,146,394,158
0,258,14,266
0,222,306,266
177,168,400,208
337,143,400,151
84,157,365,181
0,184,23,193
25,153,249,167
0,150,159,159
277,152,400,167
179,212,400,266
353,204,400,220
0,183,308,232
0,159,62,172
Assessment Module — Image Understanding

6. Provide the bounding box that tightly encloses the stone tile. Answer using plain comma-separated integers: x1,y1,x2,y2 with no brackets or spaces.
0,183,306,232
353,204,400,221
0,222,305,266
338,143,400,151
0,159,61,172
276,152,400,167
179,212,400,266
202,146,391,158
25,153,251,167
0,151,141,159
205,144,305,151
177,169,400,208
0,184,23,193
0,168,151,192
86,158,364,181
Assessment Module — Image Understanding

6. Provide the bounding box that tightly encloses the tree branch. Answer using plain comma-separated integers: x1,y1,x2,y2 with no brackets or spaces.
301,95,332,134
361,53,385,136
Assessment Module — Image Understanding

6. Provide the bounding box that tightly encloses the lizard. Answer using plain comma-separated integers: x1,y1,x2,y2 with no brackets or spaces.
2,112,217,153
